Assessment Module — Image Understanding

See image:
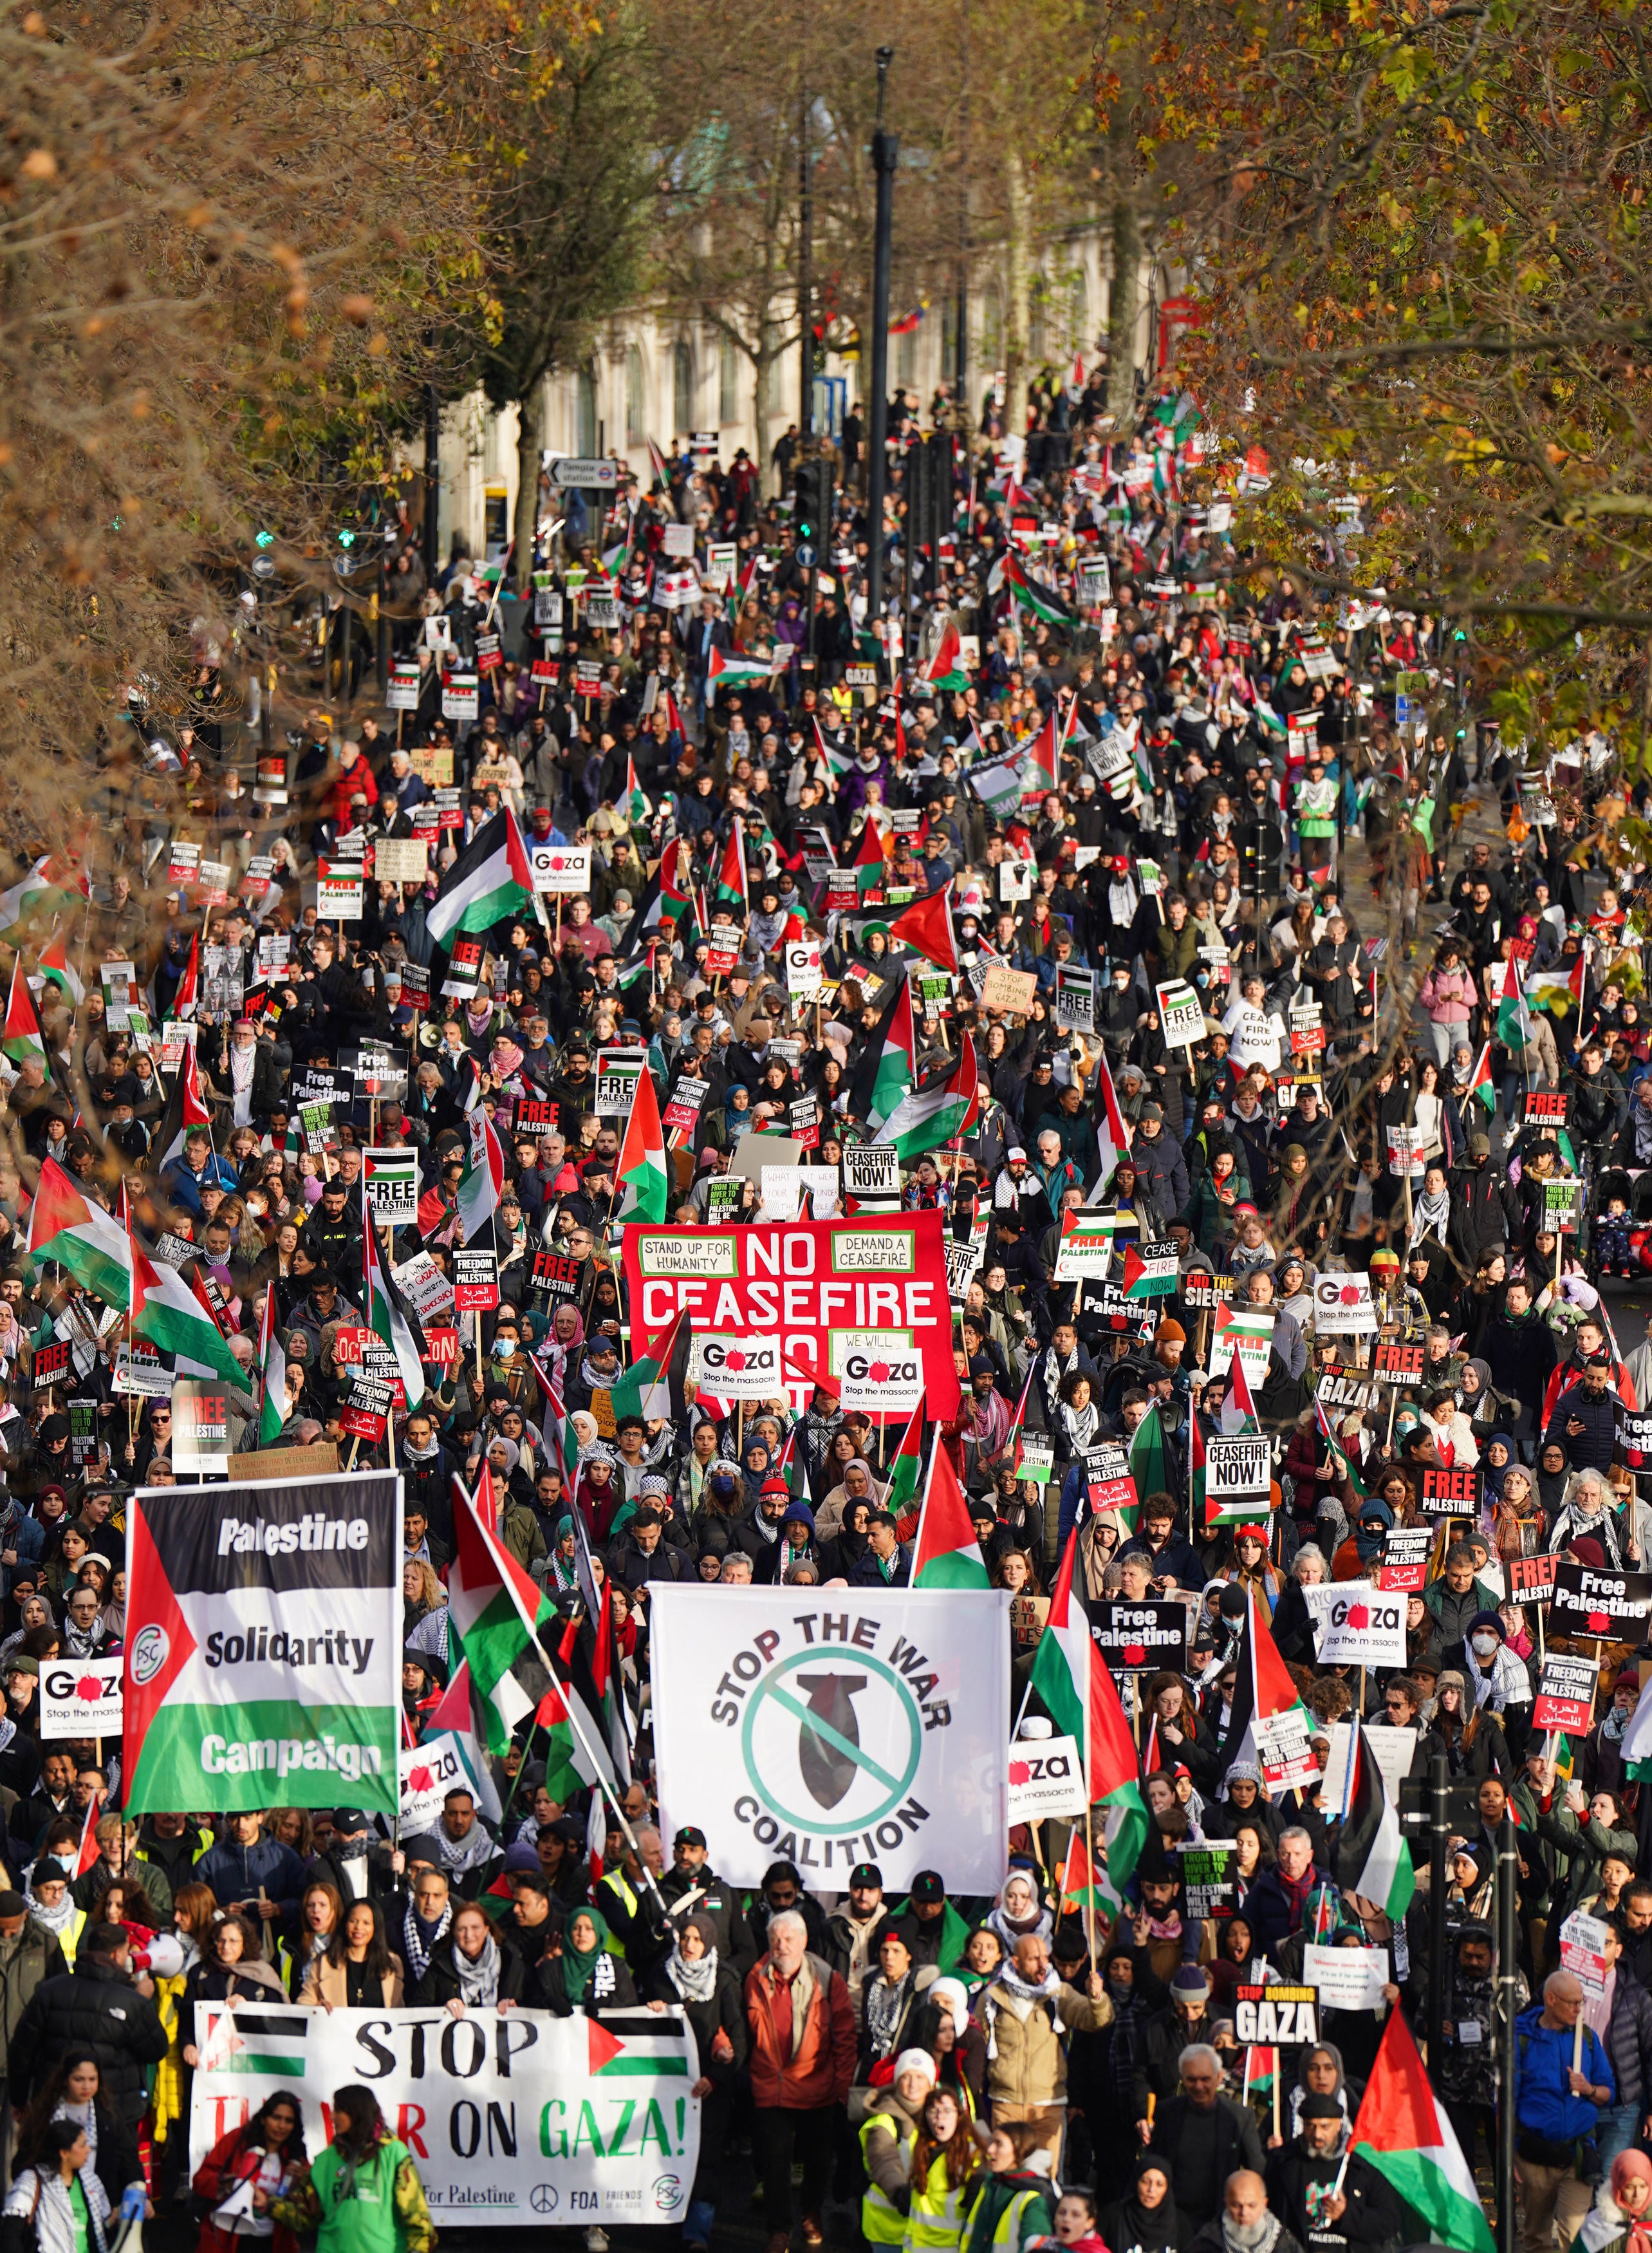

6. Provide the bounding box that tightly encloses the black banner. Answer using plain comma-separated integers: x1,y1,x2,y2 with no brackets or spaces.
1551,1560,1652,1638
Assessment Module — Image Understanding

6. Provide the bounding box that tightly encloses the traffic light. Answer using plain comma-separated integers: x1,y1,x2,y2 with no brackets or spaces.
794,458,829,542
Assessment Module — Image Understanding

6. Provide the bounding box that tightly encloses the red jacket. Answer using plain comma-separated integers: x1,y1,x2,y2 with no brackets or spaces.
328,754,380,830
193,2127,304,2253
744,1951,857,2111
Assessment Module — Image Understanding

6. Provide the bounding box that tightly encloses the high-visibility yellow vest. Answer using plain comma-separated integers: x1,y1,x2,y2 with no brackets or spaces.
859,2112,917,2246
904,2152,976,2253
598,1872,638,1961
986,2189,1048,2253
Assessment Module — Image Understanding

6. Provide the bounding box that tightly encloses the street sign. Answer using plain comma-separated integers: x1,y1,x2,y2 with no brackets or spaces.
548,457,617,489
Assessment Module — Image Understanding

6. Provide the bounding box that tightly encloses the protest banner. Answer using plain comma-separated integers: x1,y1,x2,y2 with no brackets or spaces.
1532,1653,1600,1734
1373,1340,1425,1387
1054,1211,1117,1280
1082,1442,1137,1517
841,1142,902,1202
595,1052,647,1117
1378,1527,1434,1593
363,1148,418,1224
623,1215,960,1418
1088,1603,1189,1671
1155,978,1205,1048
529,844,592,894
663,1078,710,1139
124,1472,399,1817
1207,1435,1272,1500
41,1654,123,1741
1053,966,1095,1031
649,1584,1009,1891
1312,1273,1375,1336
1303,1943,1389,2012
1178,1843,1238,1920
172,1379,231,1477
1235,1986,1319,2045
1561,1910,1610,1997
1321,1722,1415,1807
1420,1464,1482,1520
453,1248,501,1313
688,1334,783,1401
979,964,1039,1014
1212,1304,1274,1387
1510,1553,1560,1603
1550,1560,1652,1638
785,939,824,1002
1005,1735,1087,1822
189,2003,699,2227
1301,1584,1407,1667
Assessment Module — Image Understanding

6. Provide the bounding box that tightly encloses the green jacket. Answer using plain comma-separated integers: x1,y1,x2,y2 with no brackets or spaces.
0,1918,67,2069
1536,1800,1638,1926
275,2137,434,2253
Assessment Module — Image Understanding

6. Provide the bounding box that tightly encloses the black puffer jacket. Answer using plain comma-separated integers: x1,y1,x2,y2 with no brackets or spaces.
9,1957,169,2124
407,1932,526,2009
1604,1969,1652,2115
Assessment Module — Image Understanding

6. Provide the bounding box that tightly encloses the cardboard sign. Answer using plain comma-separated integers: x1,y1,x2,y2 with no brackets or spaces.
1303,1583,1407,1666
1420,1464,1481,1519
1313,1272,1375,1336
1236,1985,1319,2046
1532,1652,1600,1735
1010,1593,1052,1649
1178,1842,1238,1920
1551,1560,1652,1638
452,1248,499,1312
373,838,429,886
40,1655,124,1741
1207,1434,1272,1499
1005,1734,1088,1822
1155,978,1205,1048
1379,1526,1434,1592
980,964,1039,1014
1088,1602,1189,1670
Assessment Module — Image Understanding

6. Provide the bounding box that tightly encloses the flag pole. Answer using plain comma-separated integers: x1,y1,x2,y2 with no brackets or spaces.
1082,1802,1098,1974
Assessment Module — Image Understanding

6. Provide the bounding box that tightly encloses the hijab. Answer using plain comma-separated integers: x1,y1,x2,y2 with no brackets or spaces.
1102,2150,1178,2253
1480,1432,1516,1499
1608,2152,1652,2253
665,1912,719,2006
562,1907,611,2001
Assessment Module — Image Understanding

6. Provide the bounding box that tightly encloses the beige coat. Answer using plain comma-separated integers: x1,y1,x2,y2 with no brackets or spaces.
298,1953,406,2008
977,1977,1111,2109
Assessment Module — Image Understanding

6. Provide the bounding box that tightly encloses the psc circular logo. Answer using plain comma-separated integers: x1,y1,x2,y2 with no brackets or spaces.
130,1624,169,1688
652,2178,685,2213
740,1647,923,1838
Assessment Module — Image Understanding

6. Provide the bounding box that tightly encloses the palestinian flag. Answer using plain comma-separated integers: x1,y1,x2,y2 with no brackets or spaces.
1021,711,1061,801
1004,552,1077,631
172,932,199,1020
1466,1042,1496,1112
0,857,62,940
910,1433,988,1589
1525,957,1586,1022
1315,1396,1369,1504
872,1034,981,1162
1219,1348,1261,1435
1622,1683,1652,1782
853,817,887,901
425,809,534,947
847,971,916,1133
448,1471,558,1756
1243,2046,1279,2106
257,1280,289,1446
1334,1717,1417,1919
1495,958,1533,1051
1219,1586,1321,1795
1058,1828,1118,1916
1091,1053,1133,1187
885,1405,925,1535
609,1306,691,1425
1029,1529,1149,1887
456,1108,505,1245
363,1188,427,1409
714,818,748,914
918,621,969,693
2,957,47,1070
129,1228,243,1385
887,883,960,975
705,648,774,700
616,850,692,958
1128,1401,1169,1504
530,1357,581,1486
535,1678,593,1806
36,930,84,1007
615,1064,669,1224
153,1040,213,1174
622,755,647,825
25,1157,129,1304
647,437,671,492
1350,2012,1495,2253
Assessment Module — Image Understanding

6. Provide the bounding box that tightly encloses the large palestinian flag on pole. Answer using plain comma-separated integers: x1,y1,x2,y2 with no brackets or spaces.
1029,1529,1149,1888
1350,2011,1494,2253
615,1065,669,1224
1004,552,1078,631
846,972,916,1133
447,1470,559,1755
122,1473,400,1817
1219,1586,1322,1794
129,1228,244,1385
25,1157,129,1305
1334,1717,1417,1918
425,808,534,946
911,1435,989,1589
871,1035,981,1163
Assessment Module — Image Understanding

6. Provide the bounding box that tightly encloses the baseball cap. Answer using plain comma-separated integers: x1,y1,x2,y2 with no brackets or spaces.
849,1862,884,1890
674,1826,708,1850
911,1871,945,1904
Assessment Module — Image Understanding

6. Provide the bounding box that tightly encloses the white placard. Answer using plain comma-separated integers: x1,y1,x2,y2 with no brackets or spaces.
1313,1273,1376,1336
41,1654,124,1740
688,1332,783,1400
761,1166,840,1222
842,1143,900,1199
1321,1722,1416,1808
1155,978,1205,1048
1303,1942,1391,2012
1006,1734,1088,1821
1561,1909,1611,1997
398,1731,470,1833
530,843,593,894
786,939,823,1000
650,1585,1012,1893
1301,1583,1408,1667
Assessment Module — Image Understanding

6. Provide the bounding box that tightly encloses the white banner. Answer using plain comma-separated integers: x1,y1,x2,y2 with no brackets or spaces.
41,1654,123,1739
189,2004,698,2228
1302,1583,1407,1667
650,1585,1011,1893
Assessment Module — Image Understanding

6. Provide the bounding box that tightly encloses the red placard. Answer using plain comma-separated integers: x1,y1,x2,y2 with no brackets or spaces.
329,1326,378,1366
340,1401,387,1442
1510,1553,1559,1601
423,1327,460,1367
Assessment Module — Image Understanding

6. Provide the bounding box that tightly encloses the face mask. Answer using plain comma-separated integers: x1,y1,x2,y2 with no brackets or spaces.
494,1339,515,1360
1471,1632,1498,1656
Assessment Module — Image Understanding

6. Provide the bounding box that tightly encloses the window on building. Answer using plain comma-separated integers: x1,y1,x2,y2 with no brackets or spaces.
673,341,694,439
719,333,741,425
626,346,645,445
577,364,598,457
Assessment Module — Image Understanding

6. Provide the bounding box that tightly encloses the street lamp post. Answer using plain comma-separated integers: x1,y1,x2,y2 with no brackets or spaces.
866,48,898,653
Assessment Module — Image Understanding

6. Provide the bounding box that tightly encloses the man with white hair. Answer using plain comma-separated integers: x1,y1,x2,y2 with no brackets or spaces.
743,1907,856,2253
1514,1969,1615,2253
1147,2053,1267,2247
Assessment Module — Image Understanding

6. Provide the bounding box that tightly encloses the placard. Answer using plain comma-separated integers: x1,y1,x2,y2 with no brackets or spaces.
385,661,420,713
1088,1602,1189,1671
1386,1125,1426,1179
689,1333,783,1401
1317,1370,1382,1414
1212,1304,1275,1387
530,844,593,894
1532,1652,1600,1735
1301,1583,1407,1667
1178,1842,1238,1920
363,1148,418,1224
1053,966,1095,1032
1374,1340,1425,1387
1183,1272,1236,1312
786,938,823,1001
172,1378,231,1476
594,1051,646,1117
1303,1943,1389,2012
1619,1405,1652,1470
663,1077,710,1139
115,1343,171,1398
1420,1464,1482,1519
1312,1273,1375,1336
32,1339,71,1393
1054,1211,1118,1280
1235,1985,1319,2046
1207,1434,1272,1499
41,1654,123,1741
374,838,429,886
1155,978,1205,1048
1561,1909,1610,1997
979,964,1039,1014
1005,1734,1088,1822
1550,1560,1652,1638
1082,1441,1136,1517
1524,1089,1569,1128
761,1166,840,1222
1509,1553,1559,1602
441,669,479,721
340,1372,394,1443
1378,1526,1434,1593
398,1731,474,1835
1321,1722,1415,1807
1254,1704,1321,1793
452,1248,499,1312
842,1143,900,1200
1545,1176,1586,1235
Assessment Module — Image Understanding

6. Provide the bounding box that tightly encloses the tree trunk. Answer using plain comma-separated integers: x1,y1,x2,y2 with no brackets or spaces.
1107,196,1141,426
1005,148,1031,441
512,382,544,593
753,317,774,481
